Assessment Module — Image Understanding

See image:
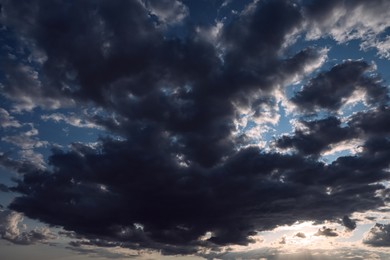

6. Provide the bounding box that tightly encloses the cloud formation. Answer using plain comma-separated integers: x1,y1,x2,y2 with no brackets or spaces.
304,0,390,59
1,124,48,169
0,210,56,245
0,108,21,128
0,0,390,257
295,232,306,238
342,215,357,231
315,226,339,237
291,60,388,112
364,223,390,247
142,0,189,26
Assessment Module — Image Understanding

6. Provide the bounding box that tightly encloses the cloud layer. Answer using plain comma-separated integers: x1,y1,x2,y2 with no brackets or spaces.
0,0,390,256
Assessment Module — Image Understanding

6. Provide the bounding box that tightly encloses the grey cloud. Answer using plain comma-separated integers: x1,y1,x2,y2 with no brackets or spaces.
2,127,47,150
1,0,390,256
349,105,390,136
305,0,390,59
0,108,21,128
276,116,356,156
291,60,388,112
315,226,339,237
41,112,102,129
276,106,390,157
295,232,306,238
1,0,160,107
1,125,48,169
0,57,73,112
142,0,189,26
0,152,40,174
364,223,390,247
8,143,388,254
279,236,287,244
342,215,357,231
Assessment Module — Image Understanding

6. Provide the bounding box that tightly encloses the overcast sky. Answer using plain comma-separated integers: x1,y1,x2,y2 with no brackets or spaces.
1,0,390,259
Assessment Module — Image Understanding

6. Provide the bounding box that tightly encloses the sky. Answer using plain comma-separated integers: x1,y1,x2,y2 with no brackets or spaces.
1,0,390,259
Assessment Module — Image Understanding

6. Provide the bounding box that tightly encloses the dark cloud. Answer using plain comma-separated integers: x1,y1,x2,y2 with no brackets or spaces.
276,116,356,156
8,143,388,254
291,60,388,112
321,137,390,188
363,223,390,247
0,0,324,168
276,106,390,157
349,105,390,136
0,0,390,257
222,0,302,62
1,0,161,108
315,226,339,237
303,0,340,22
342,215,357,231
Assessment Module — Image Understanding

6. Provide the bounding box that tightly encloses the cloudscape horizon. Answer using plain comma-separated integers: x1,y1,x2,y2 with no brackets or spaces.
1,0,390,259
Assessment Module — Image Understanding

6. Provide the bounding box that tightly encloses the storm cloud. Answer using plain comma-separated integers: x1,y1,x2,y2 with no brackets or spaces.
0,0,390,257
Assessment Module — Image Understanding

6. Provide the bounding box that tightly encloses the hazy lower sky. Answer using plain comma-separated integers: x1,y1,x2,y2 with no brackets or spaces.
1,0,390,259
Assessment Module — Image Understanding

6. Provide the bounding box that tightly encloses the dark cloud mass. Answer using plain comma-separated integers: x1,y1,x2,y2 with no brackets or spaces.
291,60,388,111
342,215,357,231
276,116,356,156
0,0,390,256
364,223,390,247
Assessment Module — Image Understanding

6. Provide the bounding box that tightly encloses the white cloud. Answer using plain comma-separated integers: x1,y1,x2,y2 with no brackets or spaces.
41,112,102,129
18,149,46,170
142,0,189,26
1,124,48,169
1,63,74,112
195,21,224,44
0,108,21,128
0,210,56,245
322,138,363,157
305,1,390,59
371,36,390,59
1,125,47,150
